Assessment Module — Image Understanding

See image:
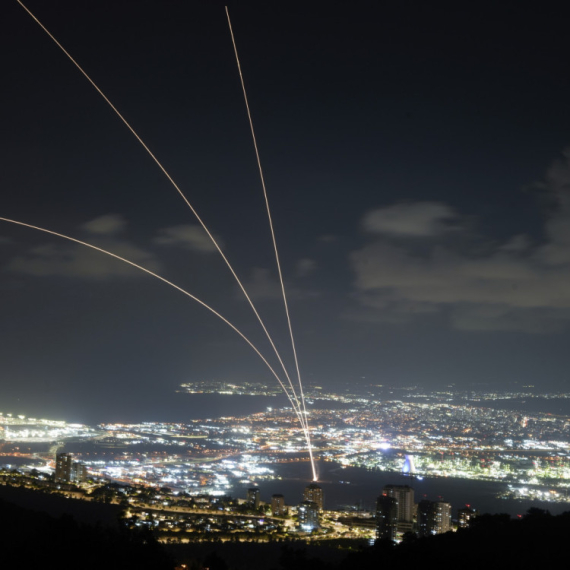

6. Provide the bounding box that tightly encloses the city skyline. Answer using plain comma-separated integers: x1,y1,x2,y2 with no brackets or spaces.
4,378,570,518
1,2,570,423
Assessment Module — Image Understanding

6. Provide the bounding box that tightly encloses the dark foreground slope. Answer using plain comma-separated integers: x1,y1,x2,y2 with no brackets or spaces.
0,482,121,526
340,509,570,570
0,496,172,570
2,489,569,570
169,509,570,570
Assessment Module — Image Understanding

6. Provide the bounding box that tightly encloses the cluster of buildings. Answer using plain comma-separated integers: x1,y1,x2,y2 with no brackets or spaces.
297,483,324,531
244,480,475,540
5,452,481,542
376,483,477,541
246,482,324,532
54,452,87,484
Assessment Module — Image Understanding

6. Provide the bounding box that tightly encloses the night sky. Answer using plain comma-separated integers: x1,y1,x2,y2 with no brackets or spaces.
1,1,570,423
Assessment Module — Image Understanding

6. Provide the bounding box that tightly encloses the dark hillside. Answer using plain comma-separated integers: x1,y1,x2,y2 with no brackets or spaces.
0,496,172,570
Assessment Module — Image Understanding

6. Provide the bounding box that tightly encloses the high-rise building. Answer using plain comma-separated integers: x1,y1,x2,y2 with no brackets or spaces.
458,506,479,528
55,453,87,483
418,499,433,537
382,485,414,534
303,483,324,511
55,452,73,483
271,494,286,516
431,501,452,534
418,500,452,536
298,501,319,531
247,487,260,509
376,495,398,541
71,462,87,483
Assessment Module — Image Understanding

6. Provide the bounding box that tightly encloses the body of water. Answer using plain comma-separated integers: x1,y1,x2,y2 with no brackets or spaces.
235,460,570,517
5,389,570,425
1,393,295,425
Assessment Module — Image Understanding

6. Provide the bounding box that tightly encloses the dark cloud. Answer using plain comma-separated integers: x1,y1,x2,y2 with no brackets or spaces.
349,149,570,333
534,148,570,266
80,213,127,236
238,267,282,300
296,258,316,277
154,224,222,253
7,216,160,279
362,202,459,237
450,304,570,334
237,267,318,302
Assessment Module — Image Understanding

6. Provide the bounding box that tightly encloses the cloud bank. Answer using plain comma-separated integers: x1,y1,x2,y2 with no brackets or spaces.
7,214,160,279
349,149,570,333
362,201,459,237
154,224,222,253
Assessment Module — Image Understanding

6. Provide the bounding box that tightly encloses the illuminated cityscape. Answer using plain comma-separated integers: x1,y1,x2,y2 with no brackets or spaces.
3,1,570,567
2,382,570,545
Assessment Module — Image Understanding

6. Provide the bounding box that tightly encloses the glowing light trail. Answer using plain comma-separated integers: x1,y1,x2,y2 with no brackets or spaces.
226,8,316,480
16,1,317,480
0,217,304,421
16,1,305,434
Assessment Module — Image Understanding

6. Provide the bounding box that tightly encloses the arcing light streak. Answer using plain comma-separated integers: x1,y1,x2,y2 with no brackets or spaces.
225,8,316,481
0,217,305,423
16,1,305,436
17,1,316,480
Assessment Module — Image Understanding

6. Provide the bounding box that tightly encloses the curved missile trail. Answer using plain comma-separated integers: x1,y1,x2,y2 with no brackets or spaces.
16,1,317,480
15,0,305,433
226,8,316,480
0,217,306,425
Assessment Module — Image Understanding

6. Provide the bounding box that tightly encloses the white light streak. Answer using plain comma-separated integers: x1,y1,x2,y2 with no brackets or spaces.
16,1,317,479
226,7,316,481
0,217,304,419
16,0,307,435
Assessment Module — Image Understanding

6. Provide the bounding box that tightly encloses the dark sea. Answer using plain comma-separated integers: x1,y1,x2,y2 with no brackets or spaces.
0,392,295,426
5,388,570,426
235,460,570,518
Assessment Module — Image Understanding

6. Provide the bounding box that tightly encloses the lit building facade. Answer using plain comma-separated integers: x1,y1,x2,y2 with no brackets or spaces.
458,506,479,528
247,487,260,509
376,495,398,541
303,483,324,511
298,501,319,531
55,452,87,483
55,452,73,482
418,500,452,536
382,484,415,534
271,494,286,516
71,462,87,483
